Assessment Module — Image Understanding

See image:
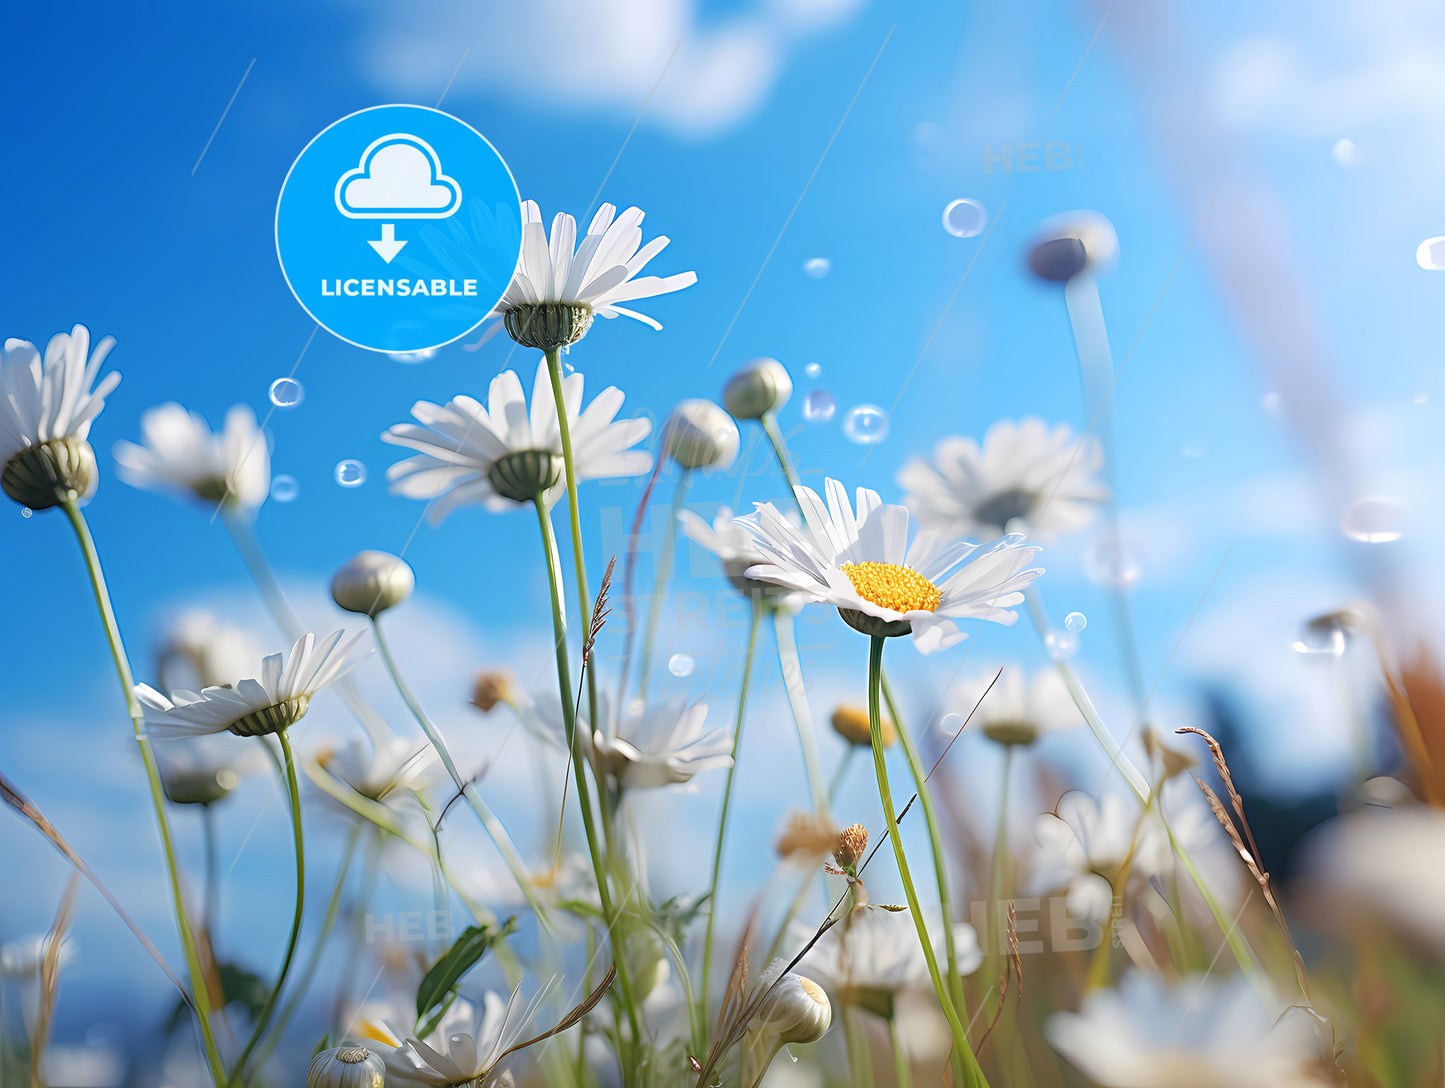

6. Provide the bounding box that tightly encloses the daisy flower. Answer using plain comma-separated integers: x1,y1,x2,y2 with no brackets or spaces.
795,906,982,1020
0,324,119,510
954,665,1081,747
316,735,437,803
499,200,697,351
738,478,1043,654
382,359,650,522
113,402,269,509
1027,793,1171,924
366,987,546,1088
528,694,732,790
679,505,804,608
898,418,1107,541
1046,970,1334,1088
135,629,368,738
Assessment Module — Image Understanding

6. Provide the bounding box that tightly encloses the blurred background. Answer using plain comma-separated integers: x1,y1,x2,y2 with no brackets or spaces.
5,0,1445,1080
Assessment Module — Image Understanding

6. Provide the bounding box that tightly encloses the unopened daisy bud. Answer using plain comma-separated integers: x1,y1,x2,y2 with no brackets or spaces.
471,669,518,712
502,302,594,352
831,705,895,748
162,765,242,807
776,810,842,862
2,437,98,510
331,551,415,618
743,971,832,1086
834,823,868,871
723,357,793,420
308,1045,386,1088
1026,211,1118,283
486,448,562,504
664,400,740,471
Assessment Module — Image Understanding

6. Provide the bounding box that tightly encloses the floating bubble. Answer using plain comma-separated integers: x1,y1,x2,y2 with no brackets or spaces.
388,348,437,364
1084,537,1141,589
803,390,837,423
1340,497,1404,543
668,653,695,678
804,362,822,379
842,404,888,445
1044,629,1079,661
269,377,304,408
1332,138,1359,168
271,475,299,502
1065,611,1087,632
1417,237,1445,271
939,711,966,739
803,257,831,279
20,507,32,519
942,198,987,239
335,460,367,488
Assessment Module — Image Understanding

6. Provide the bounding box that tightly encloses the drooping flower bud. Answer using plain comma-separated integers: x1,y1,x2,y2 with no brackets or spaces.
307,1045,386,1088
742,969,833,1087
664,400,740,471
331,551,416,618
723,357,793,420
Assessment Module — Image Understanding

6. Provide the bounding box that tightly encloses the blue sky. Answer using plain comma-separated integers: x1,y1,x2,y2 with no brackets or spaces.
6,0,1445,1063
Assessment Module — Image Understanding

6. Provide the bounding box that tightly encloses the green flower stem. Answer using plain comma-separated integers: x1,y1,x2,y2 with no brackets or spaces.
223,512,391,746
992,746,1014,911
252,822,360,1070
541,349,601,745
866,636,989,1088
890,1016,914,1088
1022,588,1269,991
773,609,829,815
533,494,645,1053
879,675,971,1088
828,748,855,800
60,498,227,1086
229,730,305,1087
844,1007,873,1088
698,593,761,1040
201,803,221,949
638,472,689,700
758,412,801,495
370,617,550,926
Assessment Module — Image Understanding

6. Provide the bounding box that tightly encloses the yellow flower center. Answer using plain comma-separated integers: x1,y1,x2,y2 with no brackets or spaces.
840,562,941,614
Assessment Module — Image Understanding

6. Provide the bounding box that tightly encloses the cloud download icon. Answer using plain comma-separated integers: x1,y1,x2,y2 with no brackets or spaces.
275,105,522,354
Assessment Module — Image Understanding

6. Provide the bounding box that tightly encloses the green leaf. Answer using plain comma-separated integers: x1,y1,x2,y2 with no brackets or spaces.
311,1034,332,1059
414,917,518,1025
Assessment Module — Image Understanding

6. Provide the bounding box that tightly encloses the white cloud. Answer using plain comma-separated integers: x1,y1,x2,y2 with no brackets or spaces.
358,0,865,138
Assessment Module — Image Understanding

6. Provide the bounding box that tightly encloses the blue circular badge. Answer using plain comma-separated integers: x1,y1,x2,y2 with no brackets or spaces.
276,105,522,353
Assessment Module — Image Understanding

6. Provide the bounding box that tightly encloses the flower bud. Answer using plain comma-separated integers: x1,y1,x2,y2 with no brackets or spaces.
332,551,416,618
162,766,241,806
502,302,593,352
834,823,868,871
2,437,97,510
743,971,832,1086
308,1046,386,1088
830,705,895,748
471,670,518,712
723,357,792,420
1026,211,1118,283
664,400,739,471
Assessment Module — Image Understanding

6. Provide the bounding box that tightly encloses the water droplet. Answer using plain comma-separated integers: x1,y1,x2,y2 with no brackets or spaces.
335,460,367,488
942,198,987,239
1332,138,1359,168
938,711,966,739
842,404,888,445
803,390,836,423
271,475,299,502
668,653,695,678
1417,237,1445,270
388,348,437,365
804,362,822,379
269,378,304,408
1065,611,1087,632
563,361,575,374
1341,497,1404,543
1044,629,1079,660
1413,391,1431,406
803,257,831,279
1084,537,1141,589
20,507,32,519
